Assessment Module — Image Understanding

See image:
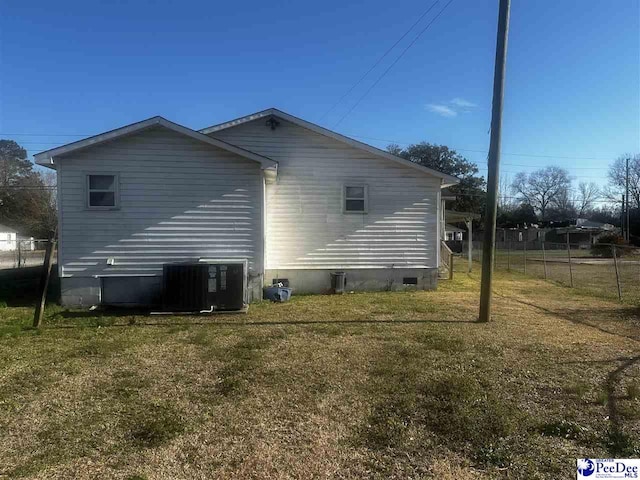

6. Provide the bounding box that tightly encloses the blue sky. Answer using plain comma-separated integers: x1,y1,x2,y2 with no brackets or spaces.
1,0,638,193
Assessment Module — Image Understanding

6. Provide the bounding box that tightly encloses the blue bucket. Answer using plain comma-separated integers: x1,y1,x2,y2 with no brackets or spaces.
263,286,292,302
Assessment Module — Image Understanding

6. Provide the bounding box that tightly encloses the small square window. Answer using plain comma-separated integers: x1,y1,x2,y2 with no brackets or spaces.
344,184,368,213
87,174,118,209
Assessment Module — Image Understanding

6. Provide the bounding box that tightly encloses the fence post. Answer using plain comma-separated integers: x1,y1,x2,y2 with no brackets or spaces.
523,241,527,275
566,234,574,287
449,251,454,280
612,245,622,301
507,241,511,271
33,239,56,328
17,240,22,268
542,241,548,280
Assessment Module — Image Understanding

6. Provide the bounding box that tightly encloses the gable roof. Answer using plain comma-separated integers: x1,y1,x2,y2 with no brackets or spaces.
34,116,278,170
0,224,17,233
200,108,460,187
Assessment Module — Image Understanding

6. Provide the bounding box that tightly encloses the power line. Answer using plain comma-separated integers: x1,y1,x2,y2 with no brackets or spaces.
0,186,57,189
319,0,440,123
333,0,456,128
0,133,90,137
343,133,614,162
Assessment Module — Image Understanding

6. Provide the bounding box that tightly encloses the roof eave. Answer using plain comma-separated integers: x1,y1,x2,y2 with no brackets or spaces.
34,116,278,170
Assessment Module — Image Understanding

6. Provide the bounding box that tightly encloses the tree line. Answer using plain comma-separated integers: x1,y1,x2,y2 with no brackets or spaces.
0,140,57,239
387,142,638,233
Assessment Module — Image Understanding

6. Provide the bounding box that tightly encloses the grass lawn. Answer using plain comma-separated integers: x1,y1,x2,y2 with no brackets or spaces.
1,267,639,479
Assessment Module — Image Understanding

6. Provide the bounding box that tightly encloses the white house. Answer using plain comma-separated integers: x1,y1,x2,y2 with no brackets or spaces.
0,224,18,252
35,108,459,307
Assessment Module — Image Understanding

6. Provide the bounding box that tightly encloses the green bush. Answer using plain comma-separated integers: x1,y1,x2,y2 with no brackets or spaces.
591,233,626,258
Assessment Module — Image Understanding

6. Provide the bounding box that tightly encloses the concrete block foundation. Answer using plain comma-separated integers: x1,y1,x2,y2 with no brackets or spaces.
264,268,438,295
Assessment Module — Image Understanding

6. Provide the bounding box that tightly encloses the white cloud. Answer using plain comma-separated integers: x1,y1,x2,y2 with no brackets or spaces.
451,98,478,108
426,104,457,118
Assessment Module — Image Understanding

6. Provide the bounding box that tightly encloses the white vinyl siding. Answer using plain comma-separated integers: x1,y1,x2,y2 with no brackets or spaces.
57,126,263,278
209,118,440,270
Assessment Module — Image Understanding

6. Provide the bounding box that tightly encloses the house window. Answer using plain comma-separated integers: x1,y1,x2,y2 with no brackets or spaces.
87,174,118,209
344,185,368,213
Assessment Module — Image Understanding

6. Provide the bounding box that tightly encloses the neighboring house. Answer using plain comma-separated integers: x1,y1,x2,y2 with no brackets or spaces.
444,224,464,242
0,225,18,251
545,218,617,248
35,108,459,307
495,225,546,244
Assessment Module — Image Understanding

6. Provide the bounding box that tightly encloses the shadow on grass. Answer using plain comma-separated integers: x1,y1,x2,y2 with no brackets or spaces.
46,308,478,329
499,295,640,342
604,354,640,456
0,265,60,307
499,293,640,456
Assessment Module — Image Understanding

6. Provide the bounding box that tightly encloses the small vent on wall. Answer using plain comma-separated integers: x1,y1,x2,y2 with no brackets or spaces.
402,277,418,285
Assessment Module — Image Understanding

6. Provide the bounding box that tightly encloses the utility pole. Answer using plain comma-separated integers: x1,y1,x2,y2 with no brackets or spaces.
622,194,626,239
625,157,630,242
479,0,511,323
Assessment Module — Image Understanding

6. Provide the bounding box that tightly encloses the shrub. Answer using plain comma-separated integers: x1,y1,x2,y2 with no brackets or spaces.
591,233,626,258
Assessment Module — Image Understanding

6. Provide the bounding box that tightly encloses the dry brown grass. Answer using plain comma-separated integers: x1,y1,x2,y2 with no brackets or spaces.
0,266,639,479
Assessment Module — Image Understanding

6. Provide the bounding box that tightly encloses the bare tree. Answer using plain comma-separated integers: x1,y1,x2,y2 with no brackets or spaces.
575,181,600,216
23,171,57,238
498,173,514,209
1,170,57,238
607,154,640,208
511,166,572,220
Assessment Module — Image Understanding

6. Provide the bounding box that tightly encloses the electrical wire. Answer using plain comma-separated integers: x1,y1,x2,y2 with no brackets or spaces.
318,0,440,123
333,0,456,128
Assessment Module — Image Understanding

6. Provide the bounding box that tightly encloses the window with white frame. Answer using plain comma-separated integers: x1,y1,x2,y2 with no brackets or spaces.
87,174,118,209
344,185,368,213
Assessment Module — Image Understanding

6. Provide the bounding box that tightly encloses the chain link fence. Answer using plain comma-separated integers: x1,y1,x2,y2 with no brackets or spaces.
469,240,640,302
0,239,57,270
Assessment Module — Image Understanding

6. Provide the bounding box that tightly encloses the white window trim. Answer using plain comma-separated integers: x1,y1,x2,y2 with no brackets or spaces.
343,184,368,214
86,173,120,210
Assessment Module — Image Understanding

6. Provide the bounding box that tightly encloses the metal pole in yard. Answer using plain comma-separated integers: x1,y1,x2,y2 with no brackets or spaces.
17,240,22,268
479,0,511,322
33,238,56,328
507,241,511,271
467,219,473,273
566,233,574,288
542,241,548,280
625,157,630,243
523,240,527,275
612,245,622,301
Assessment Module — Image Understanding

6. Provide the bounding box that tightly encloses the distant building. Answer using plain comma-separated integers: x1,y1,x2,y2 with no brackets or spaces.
545,218,617,248
473,224,546,244
0,224,17,251
444,224,464,242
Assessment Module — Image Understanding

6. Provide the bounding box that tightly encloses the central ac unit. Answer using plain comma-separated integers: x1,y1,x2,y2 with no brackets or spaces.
162,260,247,312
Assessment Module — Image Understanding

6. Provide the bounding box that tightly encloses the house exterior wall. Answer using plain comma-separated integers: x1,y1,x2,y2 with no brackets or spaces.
56,126,264,306
209,118,441,292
